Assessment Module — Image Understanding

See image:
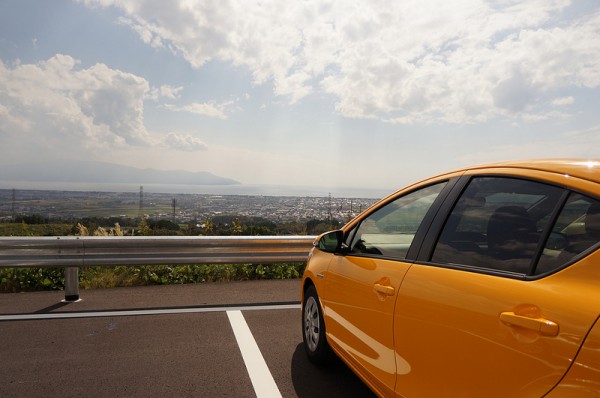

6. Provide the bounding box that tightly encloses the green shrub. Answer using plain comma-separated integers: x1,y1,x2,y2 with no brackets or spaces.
1,263,306,292
0,267,65,292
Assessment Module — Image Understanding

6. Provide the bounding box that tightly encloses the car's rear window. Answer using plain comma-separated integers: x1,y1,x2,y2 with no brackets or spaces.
431,177,564,274
536,194,600,274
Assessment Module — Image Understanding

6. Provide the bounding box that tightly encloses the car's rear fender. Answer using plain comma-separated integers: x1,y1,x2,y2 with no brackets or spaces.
545,315,600,397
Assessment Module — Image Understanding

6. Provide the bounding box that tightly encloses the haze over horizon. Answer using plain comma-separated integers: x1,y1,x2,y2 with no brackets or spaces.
1,1,600,195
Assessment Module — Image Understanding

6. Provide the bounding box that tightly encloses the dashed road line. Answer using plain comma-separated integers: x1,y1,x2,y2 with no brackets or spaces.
227,310,283,398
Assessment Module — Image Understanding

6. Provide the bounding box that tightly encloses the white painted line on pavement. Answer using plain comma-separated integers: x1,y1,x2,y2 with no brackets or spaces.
227,310,282,398
0,303,300,321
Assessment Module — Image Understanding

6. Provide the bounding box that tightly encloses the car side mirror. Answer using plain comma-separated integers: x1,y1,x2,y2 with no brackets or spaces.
316,230,345,253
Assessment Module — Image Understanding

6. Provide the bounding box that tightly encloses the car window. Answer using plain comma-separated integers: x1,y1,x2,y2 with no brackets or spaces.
536,194,600,274
431,177,564,274
346,182,447,259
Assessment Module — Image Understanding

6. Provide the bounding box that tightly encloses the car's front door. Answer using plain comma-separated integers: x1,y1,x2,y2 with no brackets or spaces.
321,181,448,396
393,175,600,397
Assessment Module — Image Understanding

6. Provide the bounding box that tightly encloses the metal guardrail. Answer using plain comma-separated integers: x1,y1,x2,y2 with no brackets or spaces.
0,236,316,301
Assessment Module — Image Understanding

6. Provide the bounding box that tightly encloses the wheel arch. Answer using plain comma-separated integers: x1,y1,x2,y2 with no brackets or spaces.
301,277,316,302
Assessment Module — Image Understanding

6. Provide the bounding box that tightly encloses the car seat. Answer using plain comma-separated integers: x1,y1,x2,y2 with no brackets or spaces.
487,206,537,261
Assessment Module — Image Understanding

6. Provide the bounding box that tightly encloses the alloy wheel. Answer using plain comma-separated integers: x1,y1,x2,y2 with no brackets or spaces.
304,295,320,352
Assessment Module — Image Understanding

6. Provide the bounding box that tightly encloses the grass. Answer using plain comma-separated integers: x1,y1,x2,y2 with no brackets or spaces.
0,263,306,293
0,223,73,236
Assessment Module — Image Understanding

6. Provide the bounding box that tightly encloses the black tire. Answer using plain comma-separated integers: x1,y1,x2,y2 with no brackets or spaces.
302,285,333,364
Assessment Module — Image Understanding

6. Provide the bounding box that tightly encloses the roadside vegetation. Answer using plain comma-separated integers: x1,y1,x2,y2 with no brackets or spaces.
0,214,341,293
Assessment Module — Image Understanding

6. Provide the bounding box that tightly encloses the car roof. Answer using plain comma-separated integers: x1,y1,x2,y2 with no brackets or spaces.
455,159,600,185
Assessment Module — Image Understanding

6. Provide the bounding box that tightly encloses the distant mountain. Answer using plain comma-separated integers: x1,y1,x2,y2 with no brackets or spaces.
0,160,240,186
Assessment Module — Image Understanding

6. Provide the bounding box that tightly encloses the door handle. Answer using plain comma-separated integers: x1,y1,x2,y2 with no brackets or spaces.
499,312,559,337
374,283,395,296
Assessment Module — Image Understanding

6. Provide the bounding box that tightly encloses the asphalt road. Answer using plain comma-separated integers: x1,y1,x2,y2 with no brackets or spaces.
0,280,376,397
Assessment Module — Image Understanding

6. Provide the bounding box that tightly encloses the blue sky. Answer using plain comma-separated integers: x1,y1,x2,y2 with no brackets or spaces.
1,0,600,195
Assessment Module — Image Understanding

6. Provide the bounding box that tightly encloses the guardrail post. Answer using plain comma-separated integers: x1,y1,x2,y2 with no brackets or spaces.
64,267,80,302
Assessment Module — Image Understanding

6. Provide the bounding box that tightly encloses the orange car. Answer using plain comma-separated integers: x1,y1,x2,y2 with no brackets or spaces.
301,159,600,397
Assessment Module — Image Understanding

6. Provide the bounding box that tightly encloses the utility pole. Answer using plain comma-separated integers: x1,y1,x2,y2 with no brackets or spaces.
11,188,16,221
328,192,332,226
172,198,177,222
139,186,144,218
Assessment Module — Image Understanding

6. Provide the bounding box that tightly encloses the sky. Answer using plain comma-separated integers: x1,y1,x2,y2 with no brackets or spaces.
1,0,600,196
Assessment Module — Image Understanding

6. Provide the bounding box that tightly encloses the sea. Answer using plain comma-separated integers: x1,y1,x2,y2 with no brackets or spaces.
0,181,392,199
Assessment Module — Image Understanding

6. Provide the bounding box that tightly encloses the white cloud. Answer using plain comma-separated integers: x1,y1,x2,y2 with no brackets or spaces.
0,55,156,161
79,0,600,126
551,96,575,106
162,132,208,151
146,84,183,101
163,101,232,119
118,16,151,44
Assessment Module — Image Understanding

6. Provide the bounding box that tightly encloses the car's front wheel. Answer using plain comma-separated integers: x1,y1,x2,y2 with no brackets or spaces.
302,285,332,364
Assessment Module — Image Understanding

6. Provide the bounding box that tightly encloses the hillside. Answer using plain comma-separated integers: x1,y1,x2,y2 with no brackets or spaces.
0,160,240,186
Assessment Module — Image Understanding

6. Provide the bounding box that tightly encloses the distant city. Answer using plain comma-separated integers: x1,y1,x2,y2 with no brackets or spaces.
0,187,381,224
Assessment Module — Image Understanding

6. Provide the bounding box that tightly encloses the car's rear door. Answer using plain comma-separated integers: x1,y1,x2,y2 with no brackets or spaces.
393,173,600,397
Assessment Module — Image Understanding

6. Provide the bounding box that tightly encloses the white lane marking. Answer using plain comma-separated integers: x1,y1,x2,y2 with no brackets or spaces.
227,310,282,398
0,304,300,321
